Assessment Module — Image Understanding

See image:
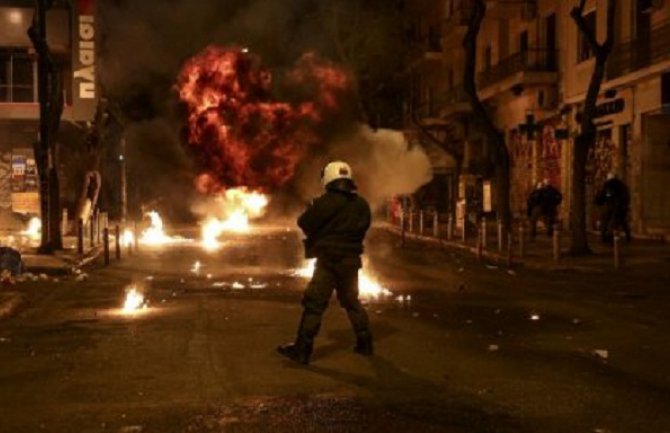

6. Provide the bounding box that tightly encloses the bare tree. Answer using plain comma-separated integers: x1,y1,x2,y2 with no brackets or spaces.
28,0,66,252
569,0,616,255
317,0,405,125
462,0,512,234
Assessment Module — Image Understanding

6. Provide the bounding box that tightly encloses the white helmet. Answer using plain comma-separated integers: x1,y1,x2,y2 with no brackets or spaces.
321,161,353,188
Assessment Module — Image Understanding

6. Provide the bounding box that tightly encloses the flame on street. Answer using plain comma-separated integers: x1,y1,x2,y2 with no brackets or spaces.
22,217,42,241
201,188,269,250
139,211,190,246
121,229,135,248
122,286,147,314
294,259,391,300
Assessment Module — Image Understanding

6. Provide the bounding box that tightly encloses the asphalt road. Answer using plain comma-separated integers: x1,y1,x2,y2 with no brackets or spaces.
1,226,670,433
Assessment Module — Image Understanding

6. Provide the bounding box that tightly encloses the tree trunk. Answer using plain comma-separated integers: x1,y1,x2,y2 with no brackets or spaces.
463,0,512,238
569,133,592,254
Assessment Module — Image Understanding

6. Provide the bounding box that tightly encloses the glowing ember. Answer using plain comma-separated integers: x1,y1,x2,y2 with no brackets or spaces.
122,287,147,313
22,217,42,241
177,46,351,193
294,259,391,300
191,261,202,274
201,188,269,250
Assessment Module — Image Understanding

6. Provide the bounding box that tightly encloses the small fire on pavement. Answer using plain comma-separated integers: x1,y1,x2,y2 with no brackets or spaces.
294,259,392,300
21,217,42,241
201,188,269,251
139,211,190,247
122,286,148,315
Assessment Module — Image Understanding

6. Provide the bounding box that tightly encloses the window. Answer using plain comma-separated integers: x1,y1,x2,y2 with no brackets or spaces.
0,50,36,103
577,10,596,62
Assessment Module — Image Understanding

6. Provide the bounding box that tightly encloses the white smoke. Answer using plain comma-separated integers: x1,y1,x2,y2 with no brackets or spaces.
296,124,433,210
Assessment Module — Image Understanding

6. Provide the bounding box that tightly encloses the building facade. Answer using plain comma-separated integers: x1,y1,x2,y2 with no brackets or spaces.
0,0,97,217
405,0,670,238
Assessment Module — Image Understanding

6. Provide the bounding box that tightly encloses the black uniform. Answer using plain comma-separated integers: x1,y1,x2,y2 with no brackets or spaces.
279,178,372,364
528,185,562,237
595,177,631,243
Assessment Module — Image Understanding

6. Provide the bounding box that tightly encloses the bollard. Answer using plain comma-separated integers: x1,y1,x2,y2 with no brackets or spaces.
101,212,109,230
89,217,95,248
507,231,513,268
419,211,425,236
462,220,467,243
481,217,488,249
553,224,560,262
134,221,140,253
77,219,84,255
115,225,121,260
103,228,110,266
614,231,621,270
497,219,503,252
95,210,101,244
447,215,454,241
400,210,406,246
126,226,133,256
433,212,439,238
519,225,525,258
476,227,483,261
409,211,414,234
61,209,68,237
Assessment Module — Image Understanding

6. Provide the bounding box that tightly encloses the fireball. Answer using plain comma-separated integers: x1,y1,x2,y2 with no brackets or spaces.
139,211,190,246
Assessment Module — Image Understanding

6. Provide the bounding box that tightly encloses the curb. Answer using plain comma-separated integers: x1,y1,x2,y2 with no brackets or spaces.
23,246,102,276
380,225,606,273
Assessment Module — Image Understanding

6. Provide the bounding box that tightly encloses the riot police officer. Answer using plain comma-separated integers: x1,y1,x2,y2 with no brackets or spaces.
278,161,373,365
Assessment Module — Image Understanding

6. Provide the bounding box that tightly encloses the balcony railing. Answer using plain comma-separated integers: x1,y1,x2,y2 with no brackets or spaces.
478,48,557,88
607,20,670,80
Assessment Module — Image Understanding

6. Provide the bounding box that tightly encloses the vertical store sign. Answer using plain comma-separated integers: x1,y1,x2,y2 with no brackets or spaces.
72,0,97,121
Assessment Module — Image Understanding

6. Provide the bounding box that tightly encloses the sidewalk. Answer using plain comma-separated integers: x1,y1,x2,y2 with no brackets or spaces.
381,221,670,273
20,236,101,275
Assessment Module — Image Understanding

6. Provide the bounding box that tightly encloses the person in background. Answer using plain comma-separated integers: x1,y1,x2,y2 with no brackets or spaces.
595,173,631,243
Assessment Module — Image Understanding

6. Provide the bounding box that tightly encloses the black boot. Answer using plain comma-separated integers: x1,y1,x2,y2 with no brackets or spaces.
277,339,312,365
354,332,373,356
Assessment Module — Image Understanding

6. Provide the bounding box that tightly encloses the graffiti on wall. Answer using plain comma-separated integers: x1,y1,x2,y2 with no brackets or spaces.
509,129,533,216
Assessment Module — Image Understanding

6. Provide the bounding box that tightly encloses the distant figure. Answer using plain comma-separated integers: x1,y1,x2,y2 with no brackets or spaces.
528,180,562,237
595,173,631,243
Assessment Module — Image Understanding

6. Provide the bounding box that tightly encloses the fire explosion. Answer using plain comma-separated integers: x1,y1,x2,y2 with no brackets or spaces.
177,46,351,193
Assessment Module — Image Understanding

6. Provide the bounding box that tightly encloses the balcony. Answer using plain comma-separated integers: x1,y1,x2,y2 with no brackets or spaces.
477,48,558,98
438,85,471,118
607,20,670,80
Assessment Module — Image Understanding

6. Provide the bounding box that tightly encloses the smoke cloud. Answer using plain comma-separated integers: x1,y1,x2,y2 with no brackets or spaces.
294,125,433,210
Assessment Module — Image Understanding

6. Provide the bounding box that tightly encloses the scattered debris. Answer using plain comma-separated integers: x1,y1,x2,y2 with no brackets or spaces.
530,313,541,321
232,282,245,290
212,282,227,288
507,269,517,276
145,276,154,281
0,337,11,343
457,267,465,273
486,265,499,270
488,344,500,352
572,318,582,325
412,312,420,318
250,282,268,289
38,273,48,281
75,273,89,282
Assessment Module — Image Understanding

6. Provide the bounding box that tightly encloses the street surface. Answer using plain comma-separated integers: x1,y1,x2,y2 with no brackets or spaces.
1,226,670,433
